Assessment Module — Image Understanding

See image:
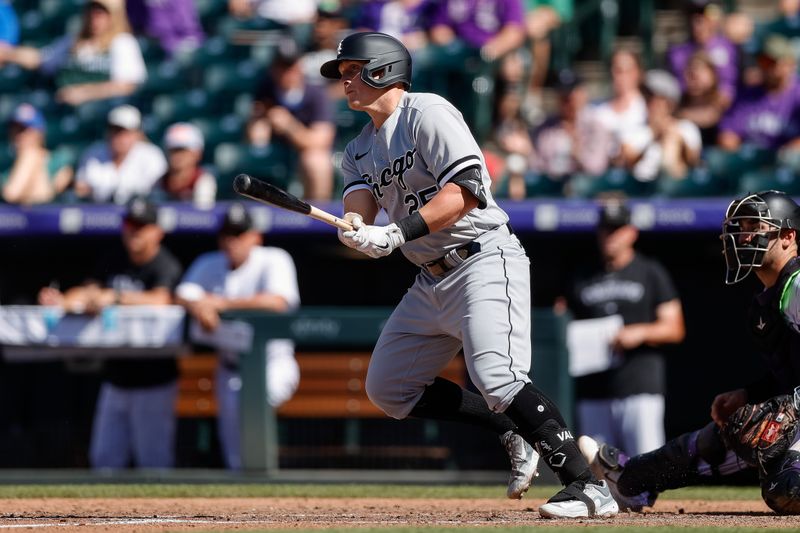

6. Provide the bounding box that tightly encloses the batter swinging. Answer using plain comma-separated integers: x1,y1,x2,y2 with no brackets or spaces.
324,32,617,518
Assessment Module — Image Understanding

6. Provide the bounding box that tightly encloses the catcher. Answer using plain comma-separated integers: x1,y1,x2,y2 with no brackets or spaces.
579,190,800,514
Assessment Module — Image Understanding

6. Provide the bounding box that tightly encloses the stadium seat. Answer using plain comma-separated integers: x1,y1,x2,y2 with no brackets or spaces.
568,168,656,198
195,0,229,34
46,113,101,148
524,172,567,197
737,167,800,196
136,59,191,97
655,167,730,198
332,98,369,150
705,146,775,183
214,142,295,196
204,60,263,98
194,115,246,164
0,66,35,94
151,90,214,124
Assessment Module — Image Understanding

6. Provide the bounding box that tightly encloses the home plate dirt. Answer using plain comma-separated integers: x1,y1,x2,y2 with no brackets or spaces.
0,497,794,531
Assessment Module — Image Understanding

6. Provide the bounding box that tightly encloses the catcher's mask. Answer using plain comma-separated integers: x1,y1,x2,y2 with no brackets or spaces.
721,190,800,284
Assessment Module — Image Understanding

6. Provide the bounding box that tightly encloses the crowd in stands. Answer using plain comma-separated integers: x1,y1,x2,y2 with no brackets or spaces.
1,0,800,205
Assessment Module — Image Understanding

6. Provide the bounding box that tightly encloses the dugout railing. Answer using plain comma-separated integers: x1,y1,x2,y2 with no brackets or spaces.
225,307,572,472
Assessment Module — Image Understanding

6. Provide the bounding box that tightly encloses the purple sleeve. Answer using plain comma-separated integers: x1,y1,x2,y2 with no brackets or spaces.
714,40,739,101
718,99,746,136
500,0,525,26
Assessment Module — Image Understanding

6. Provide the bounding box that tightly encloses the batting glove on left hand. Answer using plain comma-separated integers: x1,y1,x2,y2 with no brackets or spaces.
348,223,406,258
337,212,364,250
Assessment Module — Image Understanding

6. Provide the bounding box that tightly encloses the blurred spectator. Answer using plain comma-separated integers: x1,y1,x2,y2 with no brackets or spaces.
302,5,350,88
0,0,146,107
531,73,613,179
667,0,738,106
676,51,730,146
156,122,216,208
593,49,647,161
425,0,526,142
752,0,800,61
126,0,205,59
227,0,317,46
246,39,335,200
75,105,168,204
0,0,19,46
355,0,435,51
175,203,300,470
718,34,800,152
2,104,72,205
428,0,525,62
38,198,183,469
562,199,685,456
621,70,702,182
521,0,573,121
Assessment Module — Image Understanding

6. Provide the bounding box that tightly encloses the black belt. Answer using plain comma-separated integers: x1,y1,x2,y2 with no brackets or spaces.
423,223,513,276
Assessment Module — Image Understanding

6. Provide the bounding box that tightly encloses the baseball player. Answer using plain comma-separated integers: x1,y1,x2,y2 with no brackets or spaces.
579,190,800,515
322,31,617,518
175,203,300,470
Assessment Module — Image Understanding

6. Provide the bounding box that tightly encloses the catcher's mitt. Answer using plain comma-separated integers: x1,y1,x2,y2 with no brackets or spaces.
721,394,799,473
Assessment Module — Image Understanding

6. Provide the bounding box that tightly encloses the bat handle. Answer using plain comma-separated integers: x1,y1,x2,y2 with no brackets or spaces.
308,206,354,231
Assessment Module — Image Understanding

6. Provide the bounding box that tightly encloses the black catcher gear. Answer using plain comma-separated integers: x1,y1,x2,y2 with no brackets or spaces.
320,32,412,89
721,190,800,284
761,450,800,515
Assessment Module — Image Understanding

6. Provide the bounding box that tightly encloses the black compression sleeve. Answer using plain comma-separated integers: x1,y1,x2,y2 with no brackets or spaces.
397,211,430,241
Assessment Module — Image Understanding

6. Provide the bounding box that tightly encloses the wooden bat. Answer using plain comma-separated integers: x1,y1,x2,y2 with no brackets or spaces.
232,174,354,231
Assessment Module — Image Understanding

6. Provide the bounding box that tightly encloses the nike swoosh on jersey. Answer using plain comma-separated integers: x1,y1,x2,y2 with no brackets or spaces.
355,150,370,160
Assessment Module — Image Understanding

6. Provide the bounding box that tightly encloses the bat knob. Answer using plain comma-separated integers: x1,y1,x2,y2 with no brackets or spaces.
233,174,251,194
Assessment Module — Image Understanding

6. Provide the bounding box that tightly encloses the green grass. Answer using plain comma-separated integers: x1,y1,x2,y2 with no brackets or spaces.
0,483,762,500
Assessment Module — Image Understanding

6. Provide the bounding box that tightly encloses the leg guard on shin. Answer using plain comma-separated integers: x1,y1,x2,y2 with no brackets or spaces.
618,422,726,496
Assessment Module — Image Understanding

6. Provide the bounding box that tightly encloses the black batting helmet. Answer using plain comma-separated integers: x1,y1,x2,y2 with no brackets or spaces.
320,32,412,89
721,190,800,284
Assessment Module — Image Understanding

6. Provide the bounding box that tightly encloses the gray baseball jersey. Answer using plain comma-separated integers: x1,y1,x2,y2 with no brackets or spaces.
341,92,508,266
341,91,532,418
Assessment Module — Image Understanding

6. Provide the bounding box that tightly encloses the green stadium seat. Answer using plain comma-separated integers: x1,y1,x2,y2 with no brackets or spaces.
0,143,15,174
0,90,58,123
196,0,229,33
333,98,369,150
0,65,35,93
194,115,246,164
568,168,656,198
737,167,800,196
47,113,105,148
214,142,295,195
705,146,775,182
655,167,730,198
136,59,191,97
524,172,567,197
151,90,214,124
204,59,263,97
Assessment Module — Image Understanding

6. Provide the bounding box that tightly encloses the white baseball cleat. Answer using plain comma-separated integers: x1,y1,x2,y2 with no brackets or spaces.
538,479,619,519
500,430,540,499
577,435,655,512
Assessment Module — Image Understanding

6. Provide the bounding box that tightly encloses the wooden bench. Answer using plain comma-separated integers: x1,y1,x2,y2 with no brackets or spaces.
176,351,467,419
176,351,467,465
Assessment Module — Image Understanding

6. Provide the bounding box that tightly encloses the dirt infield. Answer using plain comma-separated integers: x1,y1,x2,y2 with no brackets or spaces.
0,497,795,531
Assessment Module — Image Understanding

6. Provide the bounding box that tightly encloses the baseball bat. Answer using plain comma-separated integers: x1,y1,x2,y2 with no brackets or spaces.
232,174,353,231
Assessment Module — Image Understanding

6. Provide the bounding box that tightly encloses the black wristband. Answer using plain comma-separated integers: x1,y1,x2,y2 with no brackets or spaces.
397,211,430,241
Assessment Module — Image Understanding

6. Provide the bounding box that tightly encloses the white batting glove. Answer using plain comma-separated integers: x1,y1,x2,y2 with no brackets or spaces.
337,212,364,250
351,223,406,259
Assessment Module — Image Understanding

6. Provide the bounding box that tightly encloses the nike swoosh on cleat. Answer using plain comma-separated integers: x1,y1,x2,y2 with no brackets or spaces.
376,243,389,250
355,151,370,160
